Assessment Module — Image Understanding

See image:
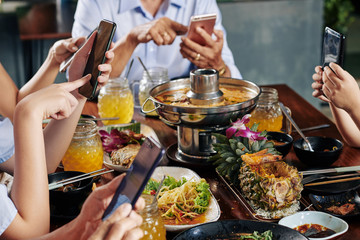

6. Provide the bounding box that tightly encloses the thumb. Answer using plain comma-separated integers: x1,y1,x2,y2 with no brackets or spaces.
60,74,91,92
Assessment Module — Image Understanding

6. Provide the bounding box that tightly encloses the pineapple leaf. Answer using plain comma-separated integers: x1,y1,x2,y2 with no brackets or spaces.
212,133,229,144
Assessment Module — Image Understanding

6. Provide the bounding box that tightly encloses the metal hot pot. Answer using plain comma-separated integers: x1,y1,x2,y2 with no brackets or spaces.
142,69,261,165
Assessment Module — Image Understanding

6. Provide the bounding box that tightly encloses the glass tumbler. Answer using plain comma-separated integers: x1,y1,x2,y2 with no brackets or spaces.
62,120,104,173
134,67,169,116
138,194,166,240
98,77,134,125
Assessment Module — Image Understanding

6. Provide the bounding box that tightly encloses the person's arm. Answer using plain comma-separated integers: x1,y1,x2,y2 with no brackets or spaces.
35,175,144,240
322,63,360,147
3,78,90,239
42,32,114,173
18,37,85,103
0,63,18,121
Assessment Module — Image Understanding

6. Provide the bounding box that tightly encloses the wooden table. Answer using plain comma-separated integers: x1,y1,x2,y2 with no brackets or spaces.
82,84,360,239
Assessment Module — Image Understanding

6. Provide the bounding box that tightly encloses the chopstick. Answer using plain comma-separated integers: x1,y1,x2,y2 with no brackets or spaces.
43,117,120,124
301,165,360,176
304,176,360,187
49,168,114,190
80,117,120,121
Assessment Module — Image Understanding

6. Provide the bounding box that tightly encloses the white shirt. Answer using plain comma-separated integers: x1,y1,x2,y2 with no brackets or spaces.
0,118,14,164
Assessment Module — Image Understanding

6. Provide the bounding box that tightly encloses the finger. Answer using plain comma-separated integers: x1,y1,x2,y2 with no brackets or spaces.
312,73,322,82
104,51,115,64
170,20,188,35
196,27,214,47
315,65,323,74
92,174,126,200
60,74,91,92
134,197,145,211
128,211,143,226
324,66,338,87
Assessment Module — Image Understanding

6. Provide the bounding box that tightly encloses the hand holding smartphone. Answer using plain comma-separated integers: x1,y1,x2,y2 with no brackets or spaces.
187,13,216,46
102,136,164,221
78,19,116,99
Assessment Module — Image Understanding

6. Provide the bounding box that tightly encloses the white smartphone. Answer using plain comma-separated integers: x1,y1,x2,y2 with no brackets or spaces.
187,13,217,46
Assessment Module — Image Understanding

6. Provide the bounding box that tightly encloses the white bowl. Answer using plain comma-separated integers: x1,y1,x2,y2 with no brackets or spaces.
278,211,348,240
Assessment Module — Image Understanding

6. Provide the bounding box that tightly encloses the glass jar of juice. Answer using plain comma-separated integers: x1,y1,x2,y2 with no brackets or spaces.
98,77,134,125
138,194,166,240
247,87,283,132
62,120,103,173
138,67,169,117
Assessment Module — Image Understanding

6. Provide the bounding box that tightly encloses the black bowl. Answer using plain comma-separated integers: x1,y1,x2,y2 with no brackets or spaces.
266,131,293,157
48,171,93,221
293,136,343,167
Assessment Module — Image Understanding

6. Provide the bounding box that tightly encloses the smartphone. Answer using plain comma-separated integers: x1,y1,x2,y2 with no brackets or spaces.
59,29,97,73
102,136,165,221
78,19,116,99
321,27,345,70
187,13,217,46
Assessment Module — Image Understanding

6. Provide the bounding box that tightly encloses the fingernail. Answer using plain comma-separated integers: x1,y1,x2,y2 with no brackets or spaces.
72,46,78,51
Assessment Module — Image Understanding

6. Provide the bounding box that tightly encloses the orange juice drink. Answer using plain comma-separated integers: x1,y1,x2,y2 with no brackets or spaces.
62,121,104,173
97,78,134,125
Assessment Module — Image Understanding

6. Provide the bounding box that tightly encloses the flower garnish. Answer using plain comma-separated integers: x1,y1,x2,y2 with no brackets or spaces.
226,114,267,141
99,129,144,153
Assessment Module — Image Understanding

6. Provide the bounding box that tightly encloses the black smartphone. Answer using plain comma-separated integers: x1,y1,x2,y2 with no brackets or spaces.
78,19,116,99
102,136,165,221
321,27,345,70
187,13,216,46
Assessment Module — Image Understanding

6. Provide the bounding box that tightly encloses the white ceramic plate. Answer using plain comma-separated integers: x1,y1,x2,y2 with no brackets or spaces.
150,166,221,232
99,123,159,172
278,211,348,240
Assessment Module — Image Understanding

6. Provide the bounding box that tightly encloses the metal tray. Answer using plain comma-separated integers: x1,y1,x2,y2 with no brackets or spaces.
216,170,314,222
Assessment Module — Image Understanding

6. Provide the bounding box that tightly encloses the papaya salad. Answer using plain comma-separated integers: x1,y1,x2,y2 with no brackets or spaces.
144,176,211,225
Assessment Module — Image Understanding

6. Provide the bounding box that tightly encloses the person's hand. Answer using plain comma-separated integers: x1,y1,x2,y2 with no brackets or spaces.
129,17,187,45
76,174,145,240
180,28,226,72
51,37,86,65
311,66,329,102
19,76,91,120
68,31,114,98
88,203,144,240
322,62,360,113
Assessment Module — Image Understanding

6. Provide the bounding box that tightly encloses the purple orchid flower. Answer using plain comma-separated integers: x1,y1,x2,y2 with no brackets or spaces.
226,114,267,141
226,114,251,138
99,129,129,153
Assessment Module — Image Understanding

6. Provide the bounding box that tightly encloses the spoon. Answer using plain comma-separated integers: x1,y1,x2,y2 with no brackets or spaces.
279,102,314,152
137,56,153,81
125,58,134,79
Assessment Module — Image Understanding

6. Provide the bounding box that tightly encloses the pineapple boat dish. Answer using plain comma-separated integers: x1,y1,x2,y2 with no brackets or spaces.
210,114,303,219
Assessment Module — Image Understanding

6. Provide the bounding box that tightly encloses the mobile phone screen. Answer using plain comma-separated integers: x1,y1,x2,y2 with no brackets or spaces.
188,13,216,46
102,136,164,221
321,27,345,69
78,19,116,99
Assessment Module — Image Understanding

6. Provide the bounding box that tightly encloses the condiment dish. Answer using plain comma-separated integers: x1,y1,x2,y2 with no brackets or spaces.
293,136,343,167
48,171,94,222
279,211,348,240
266,131,293,157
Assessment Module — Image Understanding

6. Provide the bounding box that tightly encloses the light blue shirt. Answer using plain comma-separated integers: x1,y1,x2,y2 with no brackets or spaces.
72,0,241,82
0,184,17,235
0,118,14,164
